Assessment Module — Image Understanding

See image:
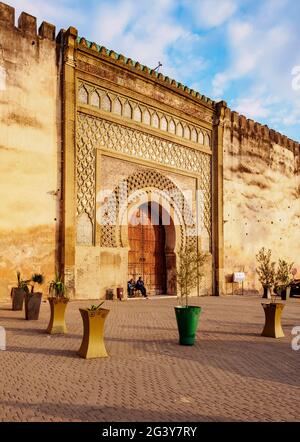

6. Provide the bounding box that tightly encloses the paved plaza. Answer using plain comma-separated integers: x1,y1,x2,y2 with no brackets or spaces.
0,294,299,422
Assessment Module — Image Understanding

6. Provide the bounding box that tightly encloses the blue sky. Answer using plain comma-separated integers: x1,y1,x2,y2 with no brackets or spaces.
14,0,300,141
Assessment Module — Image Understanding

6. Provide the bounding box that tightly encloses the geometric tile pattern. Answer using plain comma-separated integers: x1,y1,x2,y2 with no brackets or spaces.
100,169,196,250
78,82,212,148
76,112,212,245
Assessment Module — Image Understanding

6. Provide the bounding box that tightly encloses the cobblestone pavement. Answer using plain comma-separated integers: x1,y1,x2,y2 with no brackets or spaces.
0,295,299,422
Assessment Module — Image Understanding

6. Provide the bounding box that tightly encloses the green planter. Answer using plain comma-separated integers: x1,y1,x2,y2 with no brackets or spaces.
175,305,202,346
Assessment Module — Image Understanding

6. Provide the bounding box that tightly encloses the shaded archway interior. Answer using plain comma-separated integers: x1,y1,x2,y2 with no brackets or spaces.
128,202,176,295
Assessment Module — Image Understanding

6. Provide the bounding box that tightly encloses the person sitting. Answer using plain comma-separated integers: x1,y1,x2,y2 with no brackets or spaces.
135,276,148,298
127,278,135,297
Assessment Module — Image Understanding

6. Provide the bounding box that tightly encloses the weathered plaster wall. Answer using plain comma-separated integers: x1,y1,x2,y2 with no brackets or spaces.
0,4,60,299
223,109,300,294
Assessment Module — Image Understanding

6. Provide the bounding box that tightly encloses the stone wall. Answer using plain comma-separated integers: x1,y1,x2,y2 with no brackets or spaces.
1,0,299,300
223,108,300,294
0,3,60,299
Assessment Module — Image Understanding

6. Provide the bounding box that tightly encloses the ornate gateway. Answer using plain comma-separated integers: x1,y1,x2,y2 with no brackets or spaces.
60,28,225,299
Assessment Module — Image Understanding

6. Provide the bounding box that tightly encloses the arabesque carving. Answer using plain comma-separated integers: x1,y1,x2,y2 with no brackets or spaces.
76,112,212,247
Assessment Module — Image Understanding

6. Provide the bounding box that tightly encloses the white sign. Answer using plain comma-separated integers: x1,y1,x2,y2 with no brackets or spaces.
233,272,245,283
0,326,6,351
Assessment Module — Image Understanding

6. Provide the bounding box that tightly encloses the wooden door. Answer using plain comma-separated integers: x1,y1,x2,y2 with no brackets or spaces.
128,205,166,295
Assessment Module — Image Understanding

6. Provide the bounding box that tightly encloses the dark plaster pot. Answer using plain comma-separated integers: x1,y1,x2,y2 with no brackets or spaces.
11,288,26,311
25,292,42,320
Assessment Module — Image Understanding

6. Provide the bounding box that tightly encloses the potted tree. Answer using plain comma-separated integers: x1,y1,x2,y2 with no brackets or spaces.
174,246,206,346
275,259,294,301
24,273,44,320
78,302,110,359
260,259,285,338
46,272,69,334
256,248,275,299
11,271,29,311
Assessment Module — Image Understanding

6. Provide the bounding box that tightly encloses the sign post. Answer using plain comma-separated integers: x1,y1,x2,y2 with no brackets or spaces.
233,272,246,295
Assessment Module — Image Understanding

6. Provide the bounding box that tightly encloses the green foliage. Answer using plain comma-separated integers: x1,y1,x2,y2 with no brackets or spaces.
16,271,29,293
256,248,276,288
175,246,207,307
256,248,294,301
30,273,44,293
49,271,66,298
275,259,294,292
88,302,105,311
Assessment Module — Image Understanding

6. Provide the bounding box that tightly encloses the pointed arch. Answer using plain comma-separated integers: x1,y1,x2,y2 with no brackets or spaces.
133,106,142,122
90,90,100,107
78,86,88,104
113,97,122,115
143,108,151,125
124,101,132,119
191,127,198,142
152,112,159,128
176,122,183,137
101,93,111,112
169,119,176,134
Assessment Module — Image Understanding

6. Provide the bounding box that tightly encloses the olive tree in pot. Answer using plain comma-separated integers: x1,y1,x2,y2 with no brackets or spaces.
256,248,276,299
11,271,29,311
174,246,207,346
259,257,289,339
46,272,69,334
275,259,294,301
25,273,44,320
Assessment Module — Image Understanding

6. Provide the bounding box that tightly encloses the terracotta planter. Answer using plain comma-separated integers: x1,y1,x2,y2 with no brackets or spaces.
25,292,42,320
11,287,26,311
261,302,285,338
78,308,110,359
46,297,69,334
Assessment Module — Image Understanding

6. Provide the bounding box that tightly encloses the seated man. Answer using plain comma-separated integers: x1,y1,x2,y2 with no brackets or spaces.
135,276,148,298
127,278,135,297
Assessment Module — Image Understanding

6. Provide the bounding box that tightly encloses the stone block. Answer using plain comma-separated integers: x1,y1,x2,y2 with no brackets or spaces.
18,11,37,36
39,21,56,40
0,2,14,26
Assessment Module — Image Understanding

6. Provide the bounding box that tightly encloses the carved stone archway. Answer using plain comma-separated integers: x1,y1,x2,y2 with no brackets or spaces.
100,169,197,252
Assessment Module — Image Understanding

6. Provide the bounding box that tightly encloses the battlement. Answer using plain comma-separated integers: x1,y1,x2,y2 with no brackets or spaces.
0,1,299,155
224,107,300,155
75,35,216,109
0,1,56,40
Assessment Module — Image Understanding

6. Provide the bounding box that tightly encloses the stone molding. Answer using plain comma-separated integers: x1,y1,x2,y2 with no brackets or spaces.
78,81,212,148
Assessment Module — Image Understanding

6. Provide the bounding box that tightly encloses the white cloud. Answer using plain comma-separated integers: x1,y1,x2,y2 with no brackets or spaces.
6,0,300,141
209,0,300,140
188,0,238,28
13,0,84,29
234,97,270,119
91,0,187,70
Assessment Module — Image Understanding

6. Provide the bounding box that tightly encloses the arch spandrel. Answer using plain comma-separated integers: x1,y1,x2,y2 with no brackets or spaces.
99,169,198,253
